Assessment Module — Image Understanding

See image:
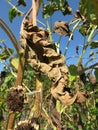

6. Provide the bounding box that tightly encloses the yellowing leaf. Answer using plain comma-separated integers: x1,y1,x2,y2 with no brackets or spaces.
10,58,19,70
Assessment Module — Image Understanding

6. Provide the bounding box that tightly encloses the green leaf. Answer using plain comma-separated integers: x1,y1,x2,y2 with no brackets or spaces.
9,8,18,22
68,65,77,76
90,41,98,49
69,74,76,82
60,1,72,15
94,69,98,82
43,0,72,18
10,57,19,70
79,24,90,36
43,3,58,18
0,48,14,60
80,0,98,25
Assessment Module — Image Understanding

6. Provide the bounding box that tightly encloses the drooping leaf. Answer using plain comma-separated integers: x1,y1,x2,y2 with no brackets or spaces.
8,7,23,22
90,41,98,49
79,0,98,25
9,8,18,22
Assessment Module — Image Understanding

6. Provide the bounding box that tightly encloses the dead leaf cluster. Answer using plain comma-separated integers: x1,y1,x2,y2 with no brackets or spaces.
20,19,86,106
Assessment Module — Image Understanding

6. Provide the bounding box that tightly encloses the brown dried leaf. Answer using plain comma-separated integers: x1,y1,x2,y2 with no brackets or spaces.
59,93,77,106
20,18,70,106
20,36,27,49
51,87,77,106
48,67,61,82
76,91,86,103
54,21,71,36
39,63,51,74
32,30,49,45
49,55,65,66
43,47,59,57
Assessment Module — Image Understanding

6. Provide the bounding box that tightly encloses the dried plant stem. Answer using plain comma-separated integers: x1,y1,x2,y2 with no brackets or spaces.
32,0,42,25
29,74,43,126
29,0,43,122
33,74,43,118
6,112,16,130
32,0,37,25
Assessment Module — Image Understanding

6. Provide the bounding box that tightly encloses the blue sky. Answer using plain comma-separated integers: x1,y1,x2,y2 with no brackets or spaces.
0,0,97,72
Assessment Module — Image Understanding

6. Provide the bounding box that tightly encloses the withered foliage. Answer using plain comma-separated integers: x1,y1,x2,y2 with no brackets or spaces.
7,86,26,111
20,18,78,106
19,15,89,110
54,21,71,36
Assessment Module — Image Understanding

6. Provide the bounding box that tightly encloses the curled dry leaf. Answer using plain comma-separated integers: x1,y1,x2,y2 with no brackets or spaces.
20,18,77,106
75,82,87,103
51,87,77,106
76,91,86,103
54,21,71,36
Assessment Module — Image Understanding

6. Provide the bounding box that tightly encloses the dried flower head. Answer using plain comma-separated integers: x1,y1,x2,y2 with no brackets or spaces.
6,85,26,111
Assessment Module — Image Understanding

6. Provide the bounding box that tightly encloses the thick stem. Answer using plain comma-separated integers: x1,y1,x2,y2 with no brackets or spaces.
6,112,16,130
29,74,43,130
33,74,43,118
32,0,42,25
6,47,28,130
15,48,28,86
32,0,37,25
